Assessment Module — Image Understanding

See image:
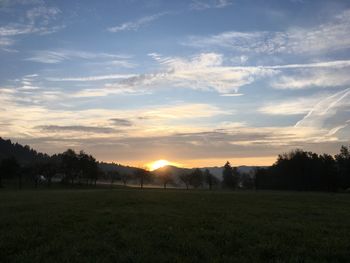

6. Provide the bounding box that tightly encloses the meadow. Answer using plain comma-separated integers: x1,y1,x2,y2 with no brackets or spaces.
1,188,350,262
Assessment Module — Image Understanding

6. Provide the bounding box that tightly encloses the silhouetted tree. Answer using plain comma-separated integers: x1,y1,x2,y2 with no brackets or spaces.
240,172,255,189
319,154,337,192
134,168,151,189
204,169,218,190
108,170,119,188
44,159,59,187
255,149,341,191
179,173,191,190
335,145,350,190
78,151,99,186
28,159,59,188
1,157,20,188
157,167,173,189
232,167,239,188
162,173,173,189
189,168,203,189
222,161,237,189
0,137,48,165
22,163,40,188
254,167,268,190
61,149,79,185
120,173,129,186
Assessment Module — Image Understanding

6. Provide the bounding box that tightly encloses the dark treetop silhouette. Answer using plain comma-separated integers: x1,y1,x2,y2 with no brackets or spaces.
0,137,349,191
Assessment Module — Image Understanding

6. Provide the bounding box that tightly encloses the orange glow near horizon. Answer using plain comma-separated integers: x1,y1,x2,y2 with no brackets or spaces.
111,156,277,169
145,159,184,171
176,156,277,168
148,160,170,171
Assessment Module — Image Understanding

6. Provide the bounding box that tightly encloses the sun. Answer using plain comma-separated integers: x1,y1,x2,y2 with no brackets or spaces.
149,160,170,171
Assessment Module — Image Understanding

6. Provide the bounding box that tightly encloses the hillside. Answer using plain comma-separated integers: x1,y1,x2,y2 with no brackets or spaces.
153,165,264,181
0,137,265,176
98,162,138,175
0,137,48,164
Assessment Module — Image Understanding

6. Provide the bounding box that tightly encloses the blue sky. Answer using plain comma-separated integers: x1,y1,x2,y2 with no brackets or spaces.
1,0,350,167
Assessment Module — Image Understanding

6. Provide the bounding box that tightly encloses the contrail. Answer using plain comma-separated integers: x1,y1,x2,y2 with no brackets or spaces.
295,88,350,128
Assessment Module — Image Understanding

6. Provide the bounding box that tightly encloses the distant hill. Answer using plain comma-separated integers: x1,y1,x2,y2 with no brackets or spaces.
0,137,266,175
204,165,266,178
153,165,191,176
98,162,139,175
153,165,265,181
0,137,48,164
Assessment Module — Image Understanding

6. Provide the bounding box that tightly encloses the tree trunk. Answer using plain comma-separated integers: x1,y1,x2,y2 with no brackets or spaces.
164,183,166,189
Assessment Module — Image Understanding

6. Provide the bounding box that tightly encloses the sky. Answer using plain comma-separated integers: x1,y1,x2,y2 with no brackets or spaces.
0,0,350,168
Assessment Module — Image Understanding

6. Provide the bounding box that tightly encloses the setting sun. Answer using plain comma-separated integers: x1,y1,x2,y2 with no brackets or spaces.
149,160,171,171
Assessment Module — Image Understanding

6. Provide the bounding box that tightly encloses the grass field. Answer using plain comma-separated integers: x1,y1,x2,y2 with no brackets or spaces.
1,188,350,262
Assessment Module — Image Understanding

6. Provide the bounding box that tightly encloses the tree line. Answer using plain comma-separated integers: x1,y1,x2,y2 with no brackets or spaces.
255,146,350,192
0,149,100,189
0,137,349,192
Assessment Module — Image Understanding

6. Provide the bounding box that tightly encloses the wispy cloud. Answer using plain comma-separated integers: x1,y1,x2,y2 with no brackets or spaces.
183,9,350,55
70,55,350,97
127,52,276,94
0,0,44,8
0,91,229,144
295,88,350,129
220,93,244,97
267,60,350,89
258,87,350,141
107,12,167,33
0,23,64,37
96,56,350,96
88,59,137,68
110,118,133,127
47,74,137,82
26,49,129,64
66,52,277,97
0,25,34,36
38,125,118,134
0,4,63,48
26,6,61,25
259,96,326,115
0,37,14,48
267,60,350,69
2,78,347,163
190,0,232,10
271,68,350,89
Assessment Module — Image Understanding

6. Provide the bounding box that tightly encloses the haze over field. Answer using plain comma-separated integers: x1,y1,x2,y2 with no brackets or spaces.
1,0,350,168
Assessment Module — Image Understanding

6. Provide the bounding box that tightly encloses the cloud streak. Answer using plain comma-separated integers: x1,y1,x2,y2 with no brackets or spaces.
190,0,232,10
26,49,130,64
259,97,323,115
107,52,277,95
47,74,138,82
38,125,118,134
72,54,350,97
107,12,167,33
295,88,350,129
110,118,133,127
0,4,64,49
183,9,350,55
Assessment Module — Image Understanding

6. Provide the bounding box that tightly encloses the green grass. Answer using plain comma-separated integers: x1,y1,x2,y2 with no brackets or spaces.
1,188,350,262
